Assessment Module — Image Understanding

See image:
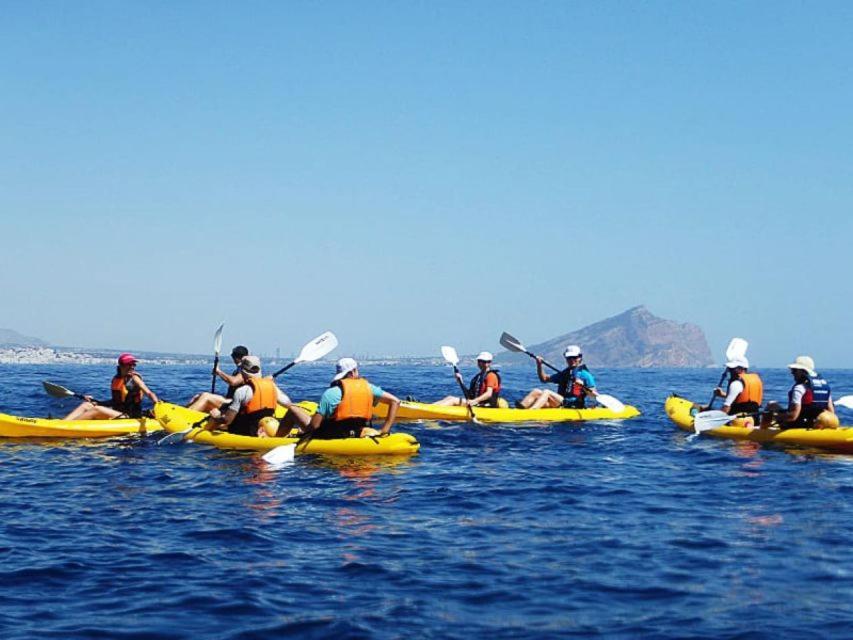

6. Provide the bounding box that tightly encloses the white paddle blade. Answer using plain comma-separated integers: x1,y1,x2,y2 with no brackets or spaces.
440,345,459,366
262,444,295,464
499,332,525,353
725,338,748,362
213,323,225,355
295,331,339,363
834,395,853,410
596,394,625,413
693,410,736,434
42,381,75,398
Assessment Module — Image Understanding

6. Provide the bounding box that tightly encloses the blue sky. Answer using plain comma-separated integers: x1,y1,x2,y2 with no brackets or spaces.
1,2,851,365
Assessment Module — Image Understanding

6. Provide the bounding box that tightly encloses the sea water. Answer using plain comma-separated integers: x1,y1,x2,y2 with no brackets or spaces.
1,363,852,639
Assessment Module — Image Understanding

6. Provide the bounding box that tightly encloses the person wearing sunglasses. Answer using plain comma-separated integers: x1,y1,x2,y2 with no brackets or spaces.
516,345,596,409
63,353,159,420
433,351,502,408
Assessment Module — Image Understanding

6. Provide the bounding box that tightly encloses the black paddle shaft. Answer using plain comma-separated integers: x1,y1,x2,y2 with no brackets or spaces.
211,355,220,393
527,352,560,372
272,361,297,379
707,370,728,409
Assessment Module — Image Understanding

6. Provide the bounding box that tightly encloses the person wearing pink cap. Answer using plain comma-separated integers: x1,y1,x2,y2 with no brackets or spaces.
63,353,160,420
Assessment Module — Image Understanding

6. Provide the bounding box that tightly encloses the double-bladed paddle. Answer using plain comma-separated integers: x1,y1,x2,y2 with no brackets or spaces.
835,395,853,410
499,332,561,372
499,333,626,413
440,345,478,422
210,322,224,394
693,409,741,434
707,337,749,410
271,331,339,379
43,381,92,403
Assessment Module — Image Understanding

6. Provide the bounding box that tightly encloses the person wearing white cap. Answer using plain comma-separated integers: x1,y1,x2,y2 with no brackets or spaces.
711,356,763,421
516,345,597,410
302,358,401,439
432,351,503,407
763,356,836,429
206,355,310,437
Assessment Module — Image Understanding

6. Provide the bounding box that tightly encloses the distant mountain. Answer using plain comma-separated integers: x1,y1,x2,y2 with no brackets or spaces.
0,328,47,347
497,306,713,368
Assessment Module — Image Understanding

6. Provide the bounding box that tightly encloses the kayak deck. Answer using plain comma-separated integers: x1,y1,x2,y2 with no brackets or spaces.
154,403,419,456
665,395,853,453
374,400,640,423
0,412,161,439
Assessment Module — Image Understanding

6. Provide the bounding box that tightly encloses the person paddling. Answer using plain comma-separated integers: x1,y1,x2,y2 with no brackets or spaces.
763,356,838,429
63,353,159,420
205,356,310,436
710,356,763,426
516,345,597,409
301,358,400,439
433,351,502,408
187,345,250,412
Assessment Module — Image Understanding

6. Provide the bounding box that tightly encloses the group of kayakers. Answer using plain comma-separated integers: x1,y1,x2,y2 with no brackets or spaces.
60,342,607,438
710,353,838,429
61,341,841,439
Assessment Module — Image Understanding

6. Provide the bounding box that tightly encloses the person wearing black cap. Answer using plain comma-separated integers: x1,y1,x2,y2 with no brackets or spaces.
187,345,251,412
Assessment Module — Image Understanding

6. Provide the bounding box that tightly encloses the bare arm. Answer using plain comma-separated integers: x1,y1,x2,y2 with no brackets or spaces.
216,368,243,388
376,392,400,434
536,357,550,383
468,387,494,406
133,374,159,404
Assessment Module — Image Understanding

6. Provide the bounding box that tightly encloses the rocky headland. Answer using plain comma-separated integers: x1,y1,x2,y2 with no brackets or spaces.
496,306,713,368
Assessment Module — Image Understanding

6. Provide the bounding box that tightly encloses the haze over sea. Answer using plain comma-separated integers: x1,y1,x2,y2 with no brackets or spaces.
1,363,852,639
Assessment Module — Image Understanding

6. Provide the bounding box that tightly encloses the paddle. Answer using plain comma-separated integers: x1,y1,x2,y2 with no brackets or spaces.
210,322,224,393
440,345,477,422
595,394,626,413
835,395,853,410
261,443,295,464
43,381,92,403
706,337,749,410
271,331,339,378
157,416,208,445
499,332,560,372
693,410,740,434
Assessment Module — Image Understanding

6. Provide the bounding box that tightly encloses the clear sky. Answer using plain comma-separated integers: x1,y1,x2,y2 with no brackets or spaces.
1,2,851,366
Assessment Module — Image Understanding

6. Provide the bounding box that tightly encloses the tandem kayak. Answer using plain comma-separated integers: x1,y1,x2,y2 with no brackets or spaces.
665,395,853,454
0,412,161,439
153,403,420,456
373,400,640,423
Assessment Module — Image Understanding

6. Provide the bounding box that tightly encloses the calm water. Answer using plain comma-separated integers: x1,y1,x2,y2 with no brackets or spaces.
1,363,852,639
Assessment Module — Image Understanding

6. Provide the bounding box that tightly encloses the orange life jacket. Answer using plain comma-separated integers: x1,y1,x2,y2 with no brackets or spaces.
111,374,143,415
241,377,278,415
333,378,374,422
733,372,763,407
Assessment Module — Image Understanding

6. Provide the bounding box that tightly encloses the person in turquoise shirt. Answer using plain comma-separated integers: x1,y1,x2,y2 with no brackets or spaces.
517,345,598,409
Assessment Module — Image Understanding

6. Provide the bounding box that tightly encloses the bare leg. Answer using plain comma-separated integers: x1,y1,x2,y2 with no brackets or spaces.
275,405,311,436
517,389,545,409
64,402,124,421
530,390,563,410
187,392,228,412
432,396,464,406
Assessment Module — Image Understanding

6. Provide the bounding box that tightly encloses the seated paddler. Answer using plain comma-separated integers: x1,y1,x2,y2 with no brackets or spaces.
433,351,503,408
516,345,597,410
762,356,838,429
712,355,763,426
302,358,400,439
205,356,310,436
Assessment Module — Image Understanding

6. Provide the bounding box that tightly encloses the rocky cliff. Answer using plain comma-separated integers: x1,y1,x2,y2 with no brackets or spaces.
497,306,713,368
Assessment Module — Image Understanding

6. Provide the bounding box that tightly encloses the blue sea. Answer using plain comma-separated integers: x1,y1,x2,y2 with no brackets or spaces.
1,363,852,639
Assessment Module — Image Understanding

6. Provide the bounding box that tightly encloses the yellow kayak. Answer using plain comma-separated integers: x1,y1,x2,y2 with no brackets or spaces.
154,403,420,456
373,400,640,423
0,412,161,438
665,395,853,453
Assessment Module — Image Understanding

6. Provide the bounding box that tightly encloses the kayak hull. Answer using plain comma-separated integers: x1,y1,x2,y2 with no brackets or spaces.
373,400,640,423
665,395,853,453
154,403,419,456
0,412,161,438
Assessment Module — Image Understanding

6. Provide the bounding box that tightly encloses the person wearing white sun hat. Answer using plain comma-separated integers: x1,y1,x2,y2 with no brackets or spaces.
710,355,763,421
762,355,837,429
433,351,503,408
516,345,597,410
302,358,401,439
